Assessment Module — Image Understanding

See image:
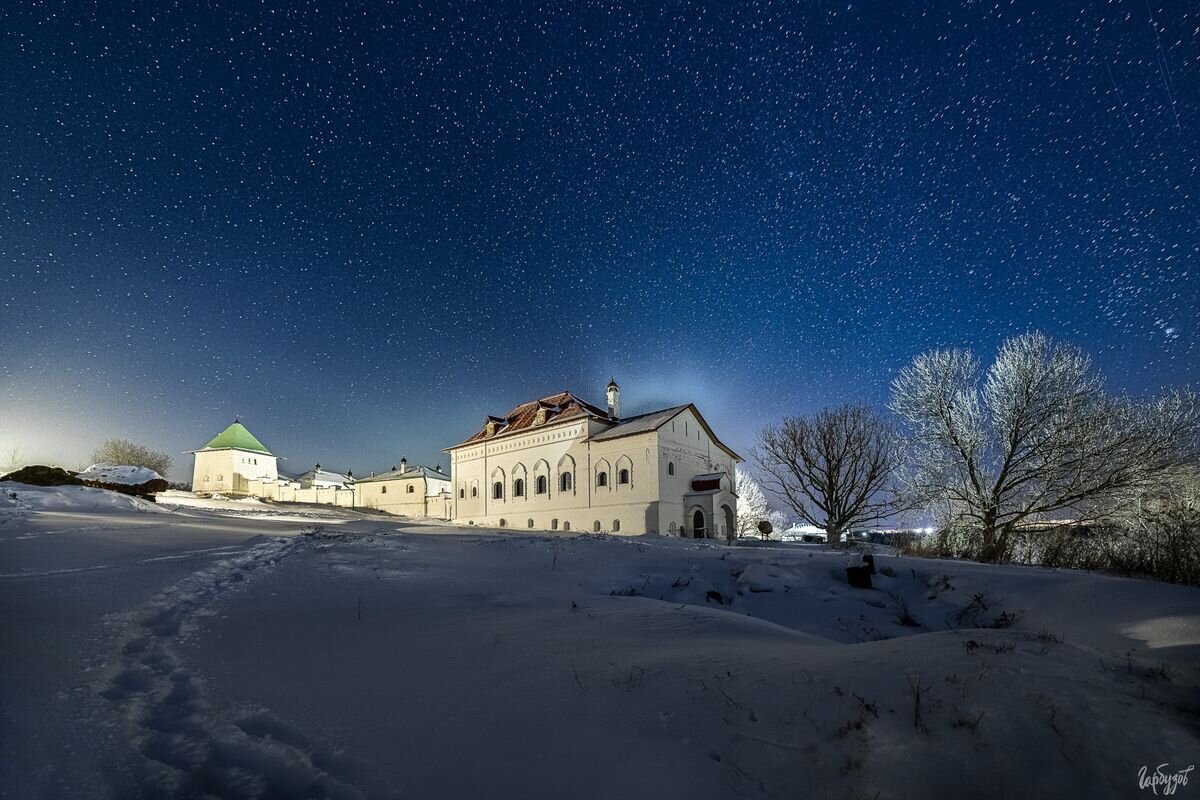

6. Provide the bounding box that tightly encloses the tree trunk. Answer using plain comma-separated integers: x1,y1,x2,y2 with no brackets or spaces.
979,510,1004,562
827,525,844,545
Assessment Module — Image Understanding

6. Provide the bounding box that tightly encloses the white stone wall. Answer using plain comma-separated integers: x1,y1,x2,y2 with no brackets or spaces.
192,449,278,497
246,479,356,508
654,407,738,537
357,476,427,516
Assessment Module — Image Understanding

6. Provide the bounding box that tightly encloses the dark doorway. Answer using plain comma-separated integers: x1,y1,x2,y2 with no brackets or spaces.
692,509,706,539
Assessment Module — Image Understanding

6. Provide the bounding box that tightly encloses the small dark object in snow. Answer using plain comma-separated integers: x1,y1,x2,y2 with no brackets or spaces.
862,553,877,574
845,565,872,589
880,565,896,577
705,590,727,605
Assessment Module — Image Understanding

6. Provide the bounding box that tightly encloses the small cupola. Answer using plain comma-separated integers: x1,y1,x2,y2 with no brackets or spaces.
606,378,621,419
399,457,408,473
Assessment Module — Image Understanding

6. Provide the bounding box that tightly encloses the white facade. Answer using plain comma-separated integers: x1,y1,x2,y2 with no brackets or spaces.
355,461,453,519
446,387,740,537
191,447,279,497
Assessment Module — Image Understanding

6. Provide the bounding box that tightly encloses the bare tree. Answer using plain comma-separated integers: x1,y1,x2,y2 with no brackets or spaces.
92,439,172,477
755,405,901,544
890,332,1200,561
735,466,769,538
2,446,23,475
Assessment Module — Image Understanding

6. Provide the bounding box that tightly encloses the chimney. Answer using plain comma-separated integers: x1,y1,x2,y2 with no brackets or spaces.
606,378,620,419
399,457,408,473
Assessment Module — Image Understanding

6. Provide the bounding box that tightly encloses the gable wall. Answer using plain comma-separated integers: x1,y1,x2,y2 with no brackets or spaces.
192,450,278,496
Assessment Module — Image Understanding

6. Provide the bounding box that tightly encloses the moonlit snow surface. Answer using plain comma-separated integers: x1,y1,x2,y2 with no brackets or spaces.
1,488,1197,798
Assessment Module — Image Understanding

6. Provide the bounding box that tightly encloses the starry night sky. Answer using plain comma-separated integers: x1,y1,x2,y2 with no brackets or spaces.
2,1,1197,481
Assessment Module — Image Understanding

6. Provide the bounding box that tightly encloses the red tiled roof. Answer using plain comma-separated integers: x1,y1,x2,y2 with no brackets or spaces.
451,391,613,447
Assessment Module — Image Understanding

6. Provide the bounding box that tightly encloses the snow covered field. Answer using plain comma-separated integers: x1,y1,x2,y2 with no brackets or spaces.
2,484,1197,799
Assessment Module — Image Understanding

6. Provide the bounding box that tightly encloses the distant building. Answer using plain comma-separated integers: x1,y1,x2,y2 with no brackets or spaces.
354,457,452,518
444,380,741,537
291,463,351,490
189,420,280,497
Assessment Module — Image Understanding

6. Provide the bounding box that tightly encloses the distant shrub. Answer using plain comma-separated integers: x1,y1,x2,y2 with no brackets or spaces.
93,439,171,476
902,504,1200,586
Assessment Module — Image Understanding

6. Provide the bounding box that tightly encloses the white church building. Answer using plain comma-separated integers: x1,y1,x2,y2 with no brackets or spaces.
189,420,280,497
444,381,741,537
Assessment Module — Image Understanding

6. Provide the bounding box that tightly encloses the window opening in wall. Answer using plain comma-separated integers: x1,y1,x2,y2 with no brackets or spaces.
667,462,675,476
536,475,548,495
613,519,621,532
561,473,573,492
618,468,630,485
493,482,504,500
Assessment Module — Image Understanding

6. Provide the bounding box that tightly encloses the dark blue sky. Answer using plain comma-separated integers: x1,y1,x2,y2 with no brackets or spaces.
2,0,1197,481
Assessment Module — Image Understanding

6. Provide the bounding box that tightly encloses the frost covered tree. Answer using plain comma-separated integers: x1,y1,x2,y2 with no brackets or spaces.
92,439,172,477
735,466,769,538
755,405,900,544
765,509,790,540
890,332,1200,562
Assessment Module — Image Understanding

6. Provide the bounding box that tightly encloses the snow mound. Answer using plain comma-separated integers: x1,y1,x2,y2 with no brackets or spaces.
77,463,164,485
0,483,169,514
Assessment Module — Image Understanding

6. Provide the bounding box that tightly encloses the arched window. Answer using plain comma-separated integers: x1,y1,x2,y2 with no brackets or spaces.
217,474,224,481
513,478,525,497
493,482,504,500
471,486,478,498
527,519,534,528
612,519,621,532
669,521,677,535
407,485,415,493
459,488,465,498
618,468,630,485
381,485,388,494
668,462,675,476
551,518,558,530
560,472,573,492
593,520,602,532
563,521,571,532
536,475,548,495
596,471,608,487
499,519,507,527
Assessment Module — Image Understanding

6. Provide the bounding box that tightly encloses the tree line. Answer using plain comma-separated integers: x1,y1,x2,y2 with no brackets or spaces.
750,331,1200,581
